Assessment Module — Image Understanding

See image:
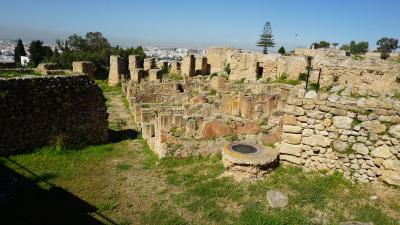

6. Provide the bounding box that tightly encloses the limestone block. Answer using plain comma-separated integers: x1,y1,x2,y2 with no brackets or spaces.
280,143,302,156
380,170,400,186
383,160,400,172
235,122,261,135
352,143,369,155
130,68,145,82
284,105,305,116
148,69,163,83
283,133,302,145
282,125,302,134
72,61,94,78
129,55,142,69
108,55,125,86
304,91,317,99
201,120,232,139
170,61,181,74
302,134,331,147
333,116,353,129
144,58,156,70
282,114,297,125
333,140,348,152
389,124,400,138
280,154,302,165
361,121,386,134
181,55,195,77
371,145,394,159
267,190,288,208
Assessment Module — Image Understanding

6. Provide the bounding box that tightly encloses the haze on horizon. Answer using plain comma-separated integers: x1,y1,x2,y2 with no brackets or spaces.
0,0,399,51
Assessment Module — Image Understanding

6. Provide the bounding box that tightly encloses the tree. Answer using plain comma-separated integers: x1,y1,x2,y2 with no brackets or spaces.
377,37,398,59
28,40,53,67
14,39,26,67
257,22,275,54
340,41,369,55
332,43,339,49
312,41,330,49
278,46,286,55
86,32,110,51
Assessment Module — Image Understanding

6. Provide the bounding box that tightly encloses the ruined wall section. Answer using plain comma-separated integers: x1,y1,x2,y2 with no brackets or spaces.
206,47,241,74
0,75,108,155
280,88,400,185
310,58,400,95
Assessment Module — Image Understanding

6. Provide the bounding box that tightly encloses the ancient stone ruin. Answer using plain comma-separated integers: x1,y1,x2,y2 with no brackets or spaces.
115,47,400,186
0,75,108,155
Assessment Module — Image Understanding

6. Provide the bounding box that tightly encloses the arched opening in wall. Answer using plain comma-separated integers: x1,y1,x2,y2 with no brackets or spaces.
256,62,263,80
177,84,184,93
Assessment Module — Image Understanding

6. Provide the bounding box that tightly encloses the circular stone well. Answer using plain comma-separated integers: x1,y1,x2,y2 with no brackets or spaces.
222,142,279,180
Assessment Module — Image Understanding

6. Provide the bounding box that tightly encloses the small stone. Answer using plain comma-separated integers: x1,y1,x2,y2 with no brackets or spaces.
282,125,302,134
352,143,369,155
304,91,317,99
371,145,394,159
267,190,288,208
328,94,339,103
388,124,400,138
333,116,353,129
283,133,302,145
369,196,378,201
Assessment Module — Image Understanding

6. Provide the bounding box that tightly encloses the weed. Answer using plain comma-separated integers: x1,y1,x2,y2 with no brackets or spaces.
139,207,188,225
116,163,132,172
352,55,366,61
298,72,307,81
355,204,397,225
352,118,362,127
236,201,310,225
394,92,400,100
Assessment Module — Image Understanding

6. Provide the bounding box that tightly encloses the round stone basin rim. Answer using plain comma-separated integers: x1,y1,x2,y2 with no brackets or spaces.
223,142,278,166
230,143,259,154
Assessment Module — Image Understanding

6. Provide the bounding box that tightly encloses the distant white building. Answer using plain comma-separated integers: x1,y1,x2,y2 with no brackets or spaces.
21,56,30,66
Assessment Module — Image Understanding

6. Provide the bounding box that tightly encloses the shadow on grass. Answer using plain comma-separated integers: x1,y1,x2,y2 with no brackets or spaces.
0,158,117,225
108,129,139,143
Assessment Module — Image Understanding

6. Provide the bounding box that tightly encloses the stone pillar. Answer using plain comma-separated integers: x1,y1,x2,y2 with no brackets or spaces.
129,55,142,69
144,58,156,70
170,61,181,74
108,55,125,86
181,55,195,77
130,68,145,82
72,61,94,78
148,69,163,83
195,56,208,75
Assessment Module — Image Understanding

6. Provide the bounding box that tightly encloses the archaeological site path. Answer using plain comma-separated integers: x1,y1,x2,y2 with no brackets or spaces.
1,80,399,225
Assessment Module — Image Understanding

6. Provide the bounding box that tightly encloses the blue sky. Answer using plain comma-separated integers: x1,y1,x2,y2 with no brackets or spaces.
0,0,399,51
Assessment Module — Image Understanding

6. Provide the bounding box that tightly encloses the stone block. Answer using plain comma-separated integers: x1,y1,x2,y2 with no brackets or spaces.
72,61,94,78
148,69,163,83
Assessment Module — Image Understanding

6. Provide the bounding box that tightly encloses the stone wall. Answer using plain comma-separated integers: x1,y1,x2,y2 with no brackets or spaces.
72,61,94,78
0,75,108,155
279,88,400,185
108,55,125,86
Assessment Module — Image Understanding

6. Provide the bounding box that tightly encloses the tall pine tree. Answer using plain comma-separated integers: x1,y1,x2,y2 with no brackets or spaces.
257,22,275,54
14,39,26,67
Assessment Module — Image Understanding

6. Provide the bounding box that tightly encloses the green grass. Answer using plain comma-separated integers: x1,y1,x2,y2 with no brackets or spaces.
0,69,42,78
394,92,400,100
352,55,366,61
355,205,398,225
139,207,188,225
2,80,399,225
352,118,362,126
236,201,310,225
116,163,132,172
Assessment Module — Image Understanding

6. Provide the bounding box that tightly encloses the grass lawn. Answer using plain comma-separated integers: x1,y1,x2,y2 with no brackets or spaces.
0,80,399,225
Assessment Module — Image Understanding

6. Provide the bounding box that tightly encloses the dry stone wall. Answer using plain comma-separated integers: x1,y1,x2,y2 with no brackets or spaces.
280,88,400,185
0,75,108,155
